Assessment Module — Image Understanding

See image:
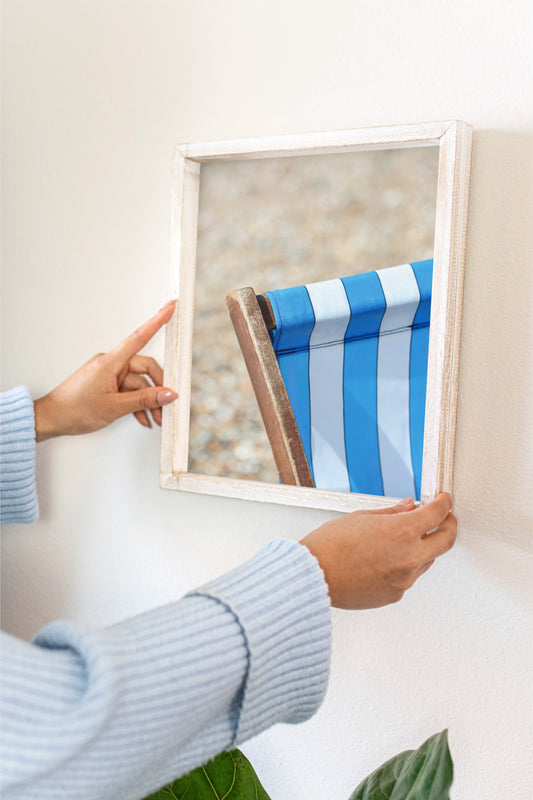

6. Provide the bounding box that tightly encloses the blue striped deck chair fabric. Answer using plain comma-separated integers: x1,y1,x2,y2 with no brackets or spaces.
264,260,432,500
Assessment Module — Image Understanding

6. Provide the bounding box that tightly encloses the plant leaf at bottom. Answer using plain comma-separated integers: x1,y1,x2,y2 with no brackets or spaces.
348,730,453,800
143,749,272,800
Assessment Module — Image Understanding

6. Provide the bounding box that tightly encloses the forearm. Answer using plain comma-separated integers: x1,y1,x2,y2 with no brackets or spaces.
1,597,246,798
33,393,63,442
1,539,331,799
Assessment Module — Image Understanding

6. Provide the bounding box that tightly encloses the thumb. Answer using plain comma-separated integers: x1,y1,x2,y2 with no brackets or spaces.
111,387,178,419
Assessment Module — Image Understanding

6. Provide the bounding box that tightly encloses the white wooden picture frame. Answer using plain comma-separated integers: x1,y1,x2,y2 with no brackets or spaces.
160,120,472,511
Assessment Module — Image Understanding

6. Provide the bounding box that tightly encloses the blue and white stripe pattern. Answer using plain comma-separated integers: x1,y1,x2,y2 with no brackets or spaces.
266,259,432,500
1,389,332,797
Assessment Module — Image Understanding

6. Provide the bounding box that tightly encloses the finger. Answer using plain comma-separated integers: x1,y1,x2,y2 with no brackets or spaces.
108,301,176,366
410,559,435,586
121,377,159,427
151,406,162,427
134,410,152,429
359,497,416,516
110,386,178,419
121,373,150,392
421,513,457,559
410,493,453,535
416,559,435,577
127,355,164,387
119,374,171,426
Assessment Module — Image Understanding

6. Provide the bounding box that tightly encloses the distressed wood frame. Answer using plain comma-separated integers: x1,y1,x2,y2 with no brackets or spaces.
160,121,472,511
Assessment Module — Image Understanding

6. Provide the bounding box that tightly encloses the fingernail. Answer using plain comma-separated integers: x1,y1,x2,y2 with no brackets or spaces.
397,496,414,507
160,299,177,311
156,390,178,406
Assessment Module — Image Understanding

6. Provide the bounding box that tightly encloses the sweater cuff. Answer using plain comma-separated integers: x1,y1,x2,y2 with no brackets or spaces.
189,538,331,745
0,387,39,524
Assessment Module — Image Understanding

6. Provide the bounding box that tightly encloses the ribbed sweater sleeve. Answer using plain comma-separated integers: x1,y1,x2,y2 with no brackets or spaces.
1,542,331,799
0,386,39,523
0,389,332,799
189,540,331,744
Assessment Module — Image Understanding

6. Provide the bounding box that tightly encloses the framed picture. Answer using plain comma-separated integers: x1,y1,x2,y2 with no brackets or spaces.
161,120,472,511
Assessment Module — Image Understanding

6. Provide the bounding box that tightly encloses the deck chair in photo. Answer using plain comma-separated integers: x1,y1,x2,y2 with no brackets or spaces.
226,259,432,500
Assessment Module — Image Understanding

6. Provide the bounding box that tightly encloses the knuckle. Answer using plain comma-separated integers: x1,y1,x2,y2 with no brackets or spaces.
140,388,153,409
391,568,415,593
401,574,416,591
391,589,405,604
434,533,455,559
445,531,457,551
440,520,457,551
405,555,421,573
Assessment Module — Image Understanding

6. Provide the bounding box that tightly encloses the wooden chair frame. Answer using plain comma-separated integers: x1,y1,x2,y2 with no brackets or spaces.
226,288,315,488
160,121,472,512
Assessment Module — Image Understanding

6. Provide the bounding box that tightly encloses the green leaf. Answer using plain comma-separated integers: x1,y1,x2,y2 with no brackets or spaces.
349,730,453,800
143,749,272,800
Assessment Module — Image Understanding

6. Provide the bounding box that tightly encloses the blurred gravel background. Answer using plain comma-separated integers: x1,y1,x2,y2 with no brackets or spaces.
189,147,439,483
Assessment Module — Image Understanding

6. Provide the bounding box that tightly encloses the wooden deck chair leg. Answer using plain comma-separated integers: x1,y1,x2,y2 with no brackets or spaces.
226,287,314,487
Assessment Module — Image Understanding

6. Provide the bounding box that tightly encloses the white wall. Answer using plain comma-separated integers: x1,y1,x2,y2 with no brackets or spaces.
1,1,532,797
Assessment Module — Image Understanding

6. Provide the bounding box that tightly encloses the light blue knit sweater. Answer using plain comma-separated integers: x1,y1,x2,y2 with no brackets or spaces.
0,386,331,799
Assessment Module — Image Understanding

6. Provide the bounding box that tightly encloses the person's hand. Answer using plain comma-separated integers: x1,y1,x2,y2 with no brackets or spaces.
34,301,177,441
300,493,456,609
